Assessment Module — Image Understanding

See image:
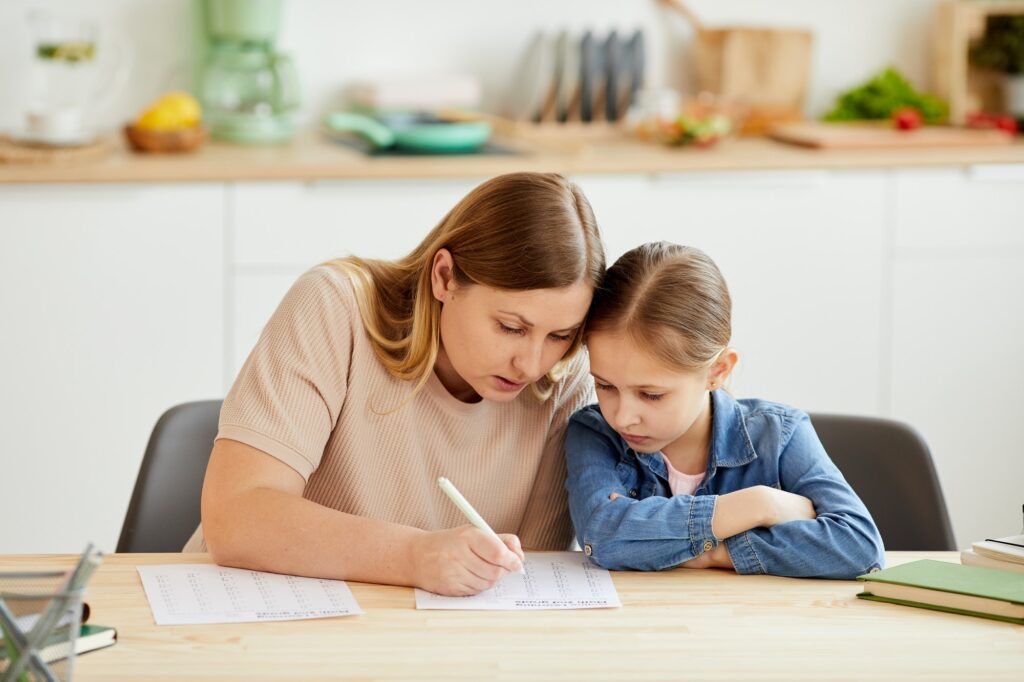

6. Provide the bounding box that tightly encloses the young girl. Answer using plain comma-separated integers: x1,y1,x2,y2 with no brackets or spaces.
565,242,884,579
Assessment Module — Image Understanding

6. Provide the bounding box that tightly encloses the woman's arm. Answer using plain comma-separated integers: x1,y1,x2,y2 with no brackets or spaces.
202,439,524,596
201,269,522,596
723,414,886,579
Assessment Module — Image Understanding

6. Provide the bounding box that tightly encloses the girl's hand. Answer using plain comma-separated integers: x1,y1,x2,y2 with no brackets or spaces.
410,526,524,596
762,487,816,526
681,543,733,570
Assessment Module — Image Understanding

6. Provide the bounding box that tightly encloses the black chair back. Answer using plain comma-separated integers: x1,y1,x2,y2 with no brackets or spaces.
117,400,222,552
810,413,956,551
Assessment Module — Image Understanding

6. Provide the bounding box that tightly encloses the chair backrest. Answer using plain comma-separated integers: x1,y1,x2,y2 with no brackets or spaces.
117,400,223,553
809,413,956,551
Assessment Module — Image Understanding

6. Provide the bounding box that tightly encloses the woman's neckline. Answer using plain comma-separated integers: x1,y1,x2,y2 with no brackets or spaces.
424,368,495,416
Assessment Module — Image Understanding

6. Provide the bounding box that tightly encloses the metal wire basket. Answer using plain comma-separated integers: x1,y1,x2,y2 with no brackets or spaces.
0,545,101,682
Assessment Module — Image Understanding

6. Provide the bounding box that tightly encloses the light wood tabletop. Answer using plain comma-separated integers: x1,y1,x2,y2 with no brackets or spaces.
1,551,1020,681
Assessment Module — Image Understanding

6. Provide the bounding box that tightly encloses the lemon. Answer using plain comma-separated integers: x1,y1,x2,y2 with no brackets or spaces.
134,92,202,131
135,106,180,131
156,92,202,127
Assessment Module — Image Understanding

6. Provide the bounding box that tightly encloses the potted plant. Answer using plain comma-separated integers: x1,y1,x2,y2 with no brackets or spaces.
970,15,1024,117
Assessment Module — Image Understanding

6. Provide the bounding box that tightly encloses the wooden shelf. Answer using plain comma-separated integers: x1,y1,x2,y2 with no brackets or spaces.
933,0,1024,124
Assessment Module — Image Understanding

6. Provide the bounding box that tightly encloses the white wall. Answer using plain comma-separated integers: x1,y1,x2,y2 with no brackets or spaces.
0,0,939,132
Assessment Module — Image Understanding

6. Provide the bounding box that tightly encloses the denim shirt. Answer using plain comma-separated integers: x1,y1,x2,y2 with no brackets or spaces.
564,391,885,579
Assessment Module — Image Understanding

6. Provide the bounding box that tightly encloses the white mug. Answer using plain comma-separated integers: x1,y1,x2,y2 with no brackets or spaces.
25,107,85,141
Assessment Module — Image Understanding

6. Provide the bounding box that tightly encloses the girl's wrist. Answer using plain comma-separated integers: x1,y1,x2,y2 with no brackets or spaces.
711,486,773,540
710,542,734,569
752,485,777,527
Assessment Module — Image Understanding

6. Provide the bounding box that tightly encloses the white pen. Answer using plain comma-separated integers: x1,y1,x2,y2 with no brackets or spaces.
437,476,523,570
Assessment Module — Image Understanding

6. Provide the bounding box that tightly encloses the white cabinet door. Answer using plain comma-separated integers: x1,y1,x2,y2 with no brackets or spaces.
894,165,1024,250
576,171,888,416
0,184,225,553
228,178,484,378
891,167,1024,547
232,178,482,267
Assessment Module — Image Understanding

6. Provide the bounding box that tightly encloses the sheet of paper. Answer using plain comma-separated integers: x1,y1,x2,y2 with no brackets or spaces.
414,551,621,610
137,564,363,625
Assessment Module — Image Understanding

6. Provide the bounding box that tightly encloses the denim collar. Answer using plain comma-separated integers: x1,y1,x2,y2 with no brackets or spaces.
708,389,759,469
622,390,758,480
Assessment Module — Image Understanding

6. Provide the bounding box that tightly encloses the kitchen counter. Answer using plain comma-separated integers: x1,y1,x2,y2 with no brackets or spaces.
2,130,1024,184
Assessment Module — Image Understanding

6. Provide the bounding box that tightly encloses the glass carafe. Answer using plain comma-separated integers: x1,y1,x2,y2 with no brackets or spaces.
25,10,129,143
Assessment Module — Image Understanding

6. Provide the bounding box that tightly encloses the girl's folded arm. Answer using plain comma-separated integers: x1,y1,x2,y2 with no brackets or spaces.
725,415,886,579
564,416,719,570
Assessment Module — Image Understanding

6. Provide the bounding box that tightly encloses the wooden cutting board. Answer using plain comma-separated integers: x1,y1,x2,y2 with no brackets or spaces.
0,134,113,163
770,122,1014,149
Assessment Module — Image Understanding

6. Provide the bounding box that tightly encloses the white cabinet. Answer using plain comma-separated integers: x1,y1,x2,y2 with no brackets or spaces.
893,165,1024,250
575,171,888,416
0,184,225,553
228,179,483,377
890,167,1024,546
232,179,482,267
1,166,1020,554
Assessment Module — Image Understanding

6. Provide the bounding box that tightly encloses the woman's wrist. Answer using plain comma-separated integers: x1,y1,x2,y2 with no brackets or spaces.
404,528,430,587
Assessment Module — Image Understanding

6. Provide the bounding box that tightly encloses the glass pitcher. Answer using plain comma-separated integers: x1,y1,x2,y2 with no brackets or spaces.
24,9,130,143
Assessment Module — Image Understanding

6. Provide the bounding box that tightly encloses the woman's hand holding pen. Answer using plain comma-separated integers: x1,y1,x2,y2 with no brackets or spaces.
411,527,525,596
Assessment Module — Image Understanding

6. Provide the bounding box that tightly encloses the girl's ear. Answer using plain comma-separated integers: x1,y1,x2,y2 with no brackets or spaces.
707,348,739,390
430,248,456,303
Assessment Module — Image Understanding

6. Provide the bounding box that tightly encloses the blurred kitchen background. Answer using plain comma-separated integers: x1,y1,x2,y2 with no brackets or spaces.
1,0,1022,559
0,0,946,131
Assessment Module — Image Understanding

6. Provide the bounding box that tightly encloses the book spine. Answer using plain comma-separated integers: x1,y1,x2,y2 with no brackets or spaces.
960,550,1024,575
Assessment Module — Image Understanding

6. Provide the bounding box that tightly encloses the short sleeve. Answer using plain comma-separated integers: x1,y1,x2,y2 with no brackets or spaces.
217,266,356,480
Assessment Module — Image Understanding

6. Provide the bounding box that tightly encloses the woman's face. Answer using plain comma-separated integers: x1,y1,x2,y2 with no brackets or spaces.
432,250,592,403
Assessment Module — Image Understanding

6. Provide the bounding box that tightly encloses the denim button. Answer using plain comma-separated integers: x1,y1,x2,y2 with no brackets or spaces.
868,565,880,573
628,489,638,498
703,540,713,552
584,544,593,557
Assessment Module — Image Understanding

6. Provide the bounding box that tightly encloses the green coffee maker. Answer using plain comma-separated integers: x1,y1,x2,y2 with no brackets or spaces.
193,0,299,143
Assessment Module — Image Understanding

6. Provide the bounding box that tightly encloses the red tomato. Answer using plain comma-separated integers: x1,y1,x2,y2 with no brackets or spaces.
966,111,1018,134
892,107,923,131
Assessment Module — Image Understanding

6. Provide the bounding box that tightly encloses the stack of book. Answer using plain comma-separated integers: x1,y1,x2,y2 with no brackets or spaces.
960,533,1024,575
858,559,1024,624
0,605,116,671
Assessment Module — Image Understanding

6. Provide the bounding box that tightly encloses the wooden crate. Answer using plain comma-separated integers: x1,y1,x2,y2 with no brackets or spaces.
933,0,1024,124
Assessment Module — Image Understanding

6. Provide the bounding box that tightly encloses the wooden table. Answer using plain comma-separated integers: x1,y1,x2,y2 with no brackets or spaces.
1,552,1020,681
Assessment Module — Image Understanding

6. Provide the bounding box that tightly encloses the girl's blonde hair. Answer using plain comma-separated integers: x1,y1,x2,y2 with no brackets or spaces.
587,242,731,371
329,172,605,401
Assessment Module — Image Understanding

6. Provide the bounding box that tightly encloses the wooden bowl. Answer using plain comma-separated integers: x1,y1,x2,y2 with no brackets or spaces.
123,123,207,153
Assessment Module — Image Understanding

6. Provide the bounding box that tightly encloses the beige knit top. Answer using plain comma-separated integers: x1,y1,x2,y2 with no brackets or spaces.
184,265,594,552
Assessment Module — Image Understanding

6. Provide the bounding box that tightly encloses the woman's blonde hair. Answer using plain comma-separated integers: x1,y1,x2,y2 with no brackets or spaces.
587,242,731,372
329,172,605,401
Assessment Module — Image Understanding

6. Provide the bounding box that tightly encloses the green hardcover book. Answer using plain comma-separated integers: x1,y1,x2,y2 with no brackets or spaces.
857,560,1024,625
0,624,117,668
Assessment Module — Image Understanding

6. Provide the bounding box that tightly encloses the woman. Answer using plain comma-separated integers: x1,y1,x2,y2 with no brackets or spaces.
187,172,605,596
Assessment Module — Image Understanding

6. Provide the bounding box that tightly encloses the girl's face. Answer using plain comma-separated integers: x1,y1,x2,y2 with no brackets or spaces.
431,250,592,403
586,330,734,457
